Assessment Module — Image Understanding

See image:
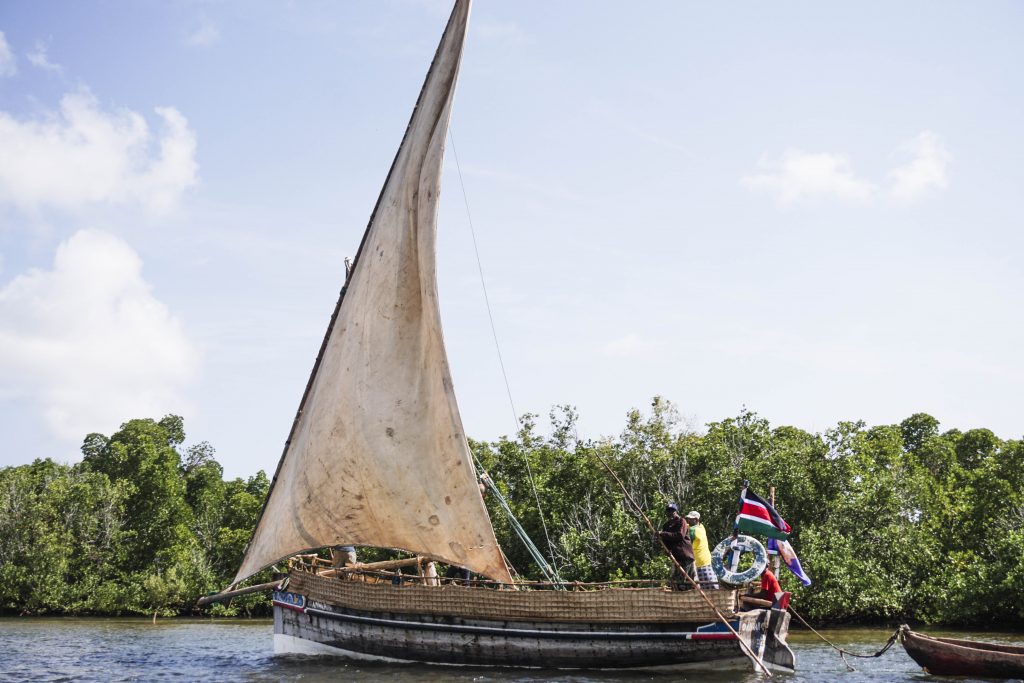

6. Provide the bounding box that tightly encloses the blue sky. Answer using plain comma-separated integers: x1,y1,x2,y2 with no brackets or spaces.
1,1,1021,477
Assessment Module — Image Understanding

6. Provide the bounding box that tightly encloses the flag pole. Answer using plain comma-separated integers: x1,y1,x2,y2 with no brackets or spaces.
769,487,781,576
731,480,748,573
593,453,773,678
734,479,749,538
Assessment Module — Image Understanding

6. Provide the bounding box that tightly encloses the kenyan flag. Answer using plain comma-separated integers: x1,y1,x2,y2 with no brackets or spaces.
735,487,792,540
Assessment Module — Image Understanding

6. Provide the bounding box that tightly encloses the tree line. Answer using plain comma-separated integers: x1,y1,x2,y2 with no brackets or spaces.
1,401,1022,626
0,416,270,617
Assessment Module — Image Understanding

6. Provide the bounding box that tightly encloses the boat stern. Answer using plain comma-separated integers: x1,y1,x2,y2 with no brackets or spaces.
738,608,795,673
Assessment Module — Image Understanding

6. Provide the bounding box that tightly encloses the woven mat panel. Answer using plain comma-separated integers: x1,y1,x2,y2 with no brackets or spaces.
288,572,736,623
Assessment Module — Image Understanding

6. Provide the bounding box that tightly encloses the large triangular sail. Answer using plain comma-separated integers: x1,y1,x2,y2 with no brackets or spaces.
234,0,512,585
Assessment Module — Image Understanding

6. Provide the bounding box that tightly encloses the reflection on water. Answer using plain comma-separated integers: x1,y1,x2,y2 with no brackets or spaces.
0,619,1020,683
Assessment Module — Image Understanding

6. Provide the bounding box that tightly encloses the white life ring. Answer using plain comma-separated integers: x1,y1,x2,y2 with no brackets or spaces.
710,534,768,585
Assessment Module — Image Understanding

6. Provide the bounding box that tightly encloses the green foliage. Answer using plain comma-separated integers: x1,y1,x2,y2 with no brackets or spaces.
0,416,269,617
1,404,1020,627
475,402,1023,628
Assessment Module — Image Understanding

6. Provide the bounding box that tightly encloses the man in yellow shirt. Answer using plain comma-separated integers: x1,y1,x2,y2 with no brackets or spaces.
685,511,719,589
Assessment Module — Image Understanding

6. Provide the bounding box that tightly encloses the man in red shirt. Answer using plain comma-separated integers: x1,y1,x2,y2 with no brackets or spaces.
749,568,784,608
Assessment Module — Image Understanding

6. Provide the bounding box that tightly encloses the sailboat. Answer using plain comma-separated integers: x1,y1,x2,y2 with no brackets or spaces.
222,0,795,671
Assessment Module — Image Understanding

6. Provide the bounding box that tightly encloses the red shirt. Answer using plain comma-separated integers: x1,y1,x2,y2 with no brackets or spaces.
760,569,781,595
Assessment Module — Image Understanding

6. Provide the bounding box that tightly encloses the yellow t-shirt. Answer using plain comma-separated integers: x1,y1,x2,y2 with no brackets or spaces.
690,523,712,567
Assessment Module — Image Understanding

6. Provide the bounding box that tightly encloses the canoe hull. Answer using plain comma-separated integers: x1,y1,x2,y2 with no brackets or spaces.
899,626,1024,678
272,582,795,671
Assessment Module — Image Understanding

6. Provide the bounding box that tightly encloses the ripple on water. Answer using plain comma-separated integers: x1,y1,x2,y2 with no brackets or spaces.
0,619,1019,683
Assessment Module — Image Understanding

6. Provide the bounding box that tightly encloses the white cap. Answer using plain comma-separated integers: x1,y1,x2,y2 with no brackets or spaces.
685,510,700,520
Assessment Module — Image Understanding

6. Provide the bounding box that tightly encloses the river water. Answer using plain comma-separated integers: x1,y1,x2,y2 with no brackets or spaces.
0,618,1020,682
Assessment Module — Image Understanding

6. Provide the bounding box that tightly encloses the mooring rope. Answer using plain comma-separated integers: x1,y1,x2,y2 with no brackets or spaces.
788,606,900,671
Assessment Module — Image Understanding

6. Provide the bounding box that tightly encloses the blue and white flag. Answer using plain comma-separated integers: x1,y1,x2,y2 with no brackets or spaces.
768,538,811,586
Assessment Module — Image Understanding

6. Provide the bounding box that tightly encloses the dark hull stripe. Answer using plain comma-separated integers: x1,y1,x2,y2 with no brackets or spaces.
286,602,736,641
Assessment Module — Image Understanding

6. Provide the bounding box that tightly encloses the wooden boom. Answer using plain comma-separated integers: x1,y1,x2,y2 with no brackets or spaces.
196,580,283,606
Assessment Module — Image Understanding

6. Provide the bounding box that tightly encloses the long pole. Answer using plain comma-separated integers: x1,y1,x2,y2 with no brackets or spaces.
593,452,772,677
196,580,283,607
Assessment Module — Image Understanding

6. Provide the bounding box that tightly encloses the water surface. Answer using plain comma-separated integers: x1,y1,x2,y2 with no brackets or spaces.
1,619,1020,682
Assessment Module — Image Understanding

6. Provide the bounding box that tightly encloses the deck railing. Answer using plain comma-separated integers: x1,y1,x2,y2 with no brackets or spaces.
286,554,671,591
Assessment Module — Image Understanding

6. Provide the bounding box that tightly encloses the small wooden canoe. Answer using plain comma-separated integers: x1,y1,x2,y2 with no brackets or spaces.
898,625,1024,678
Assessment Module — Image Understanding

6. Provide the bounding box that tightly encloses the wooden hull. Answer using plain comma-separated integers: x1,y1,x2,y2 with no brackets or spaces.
899,626,1024,678
271,573,795,672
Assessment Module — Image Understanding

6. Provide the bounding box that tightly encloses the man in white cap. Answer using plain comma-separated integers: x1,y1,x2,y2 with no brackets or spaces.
685,511,719,590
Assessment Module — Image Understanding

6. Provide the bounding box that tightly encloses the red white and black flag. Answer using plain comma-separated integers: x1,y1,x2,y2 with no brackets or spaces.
735,487,792,540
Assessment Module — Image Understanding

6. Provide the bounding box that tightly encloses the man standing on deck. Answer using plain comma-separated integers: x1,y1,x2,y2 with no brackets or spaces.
658,503,694,589
685,511,719,590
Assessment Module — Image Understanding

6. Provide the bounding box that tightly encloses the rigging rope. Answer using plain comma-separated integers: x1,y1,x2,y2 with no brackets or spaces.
447,129,560,578
477,464,562,586
788,606,901,672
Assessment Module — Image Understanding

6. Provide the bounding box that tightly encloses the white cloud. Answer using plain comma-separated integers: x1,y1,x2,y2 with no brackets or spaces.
743,132,952,207
186,15,220,47
26,39,63,74
0,90,198,213
741,150,876,205
0,229,198,442
602,333,664,358
0,30,15,77
887,131,950,202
